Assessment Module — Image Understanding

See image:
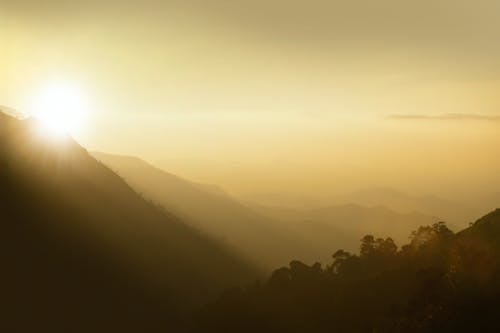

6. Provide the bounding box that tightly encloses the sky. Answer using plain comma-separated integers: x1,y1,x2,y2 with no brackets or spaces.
1,0,500,200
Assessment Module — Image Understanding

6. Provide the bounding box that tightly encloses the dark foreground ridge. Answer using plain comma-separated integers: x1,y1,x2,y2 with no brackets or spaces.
0,112,257,332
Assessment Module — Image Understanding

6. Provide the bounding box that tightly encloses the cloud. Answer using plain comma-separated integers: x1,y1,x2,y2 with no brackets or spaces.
387,113,500,122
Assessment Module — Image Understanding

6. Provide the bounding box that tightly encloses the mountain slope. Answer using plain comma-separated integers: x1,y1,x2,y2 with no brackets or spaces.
92,152,317,269
0,112,257,332
462,208,500,236
93,153,441,265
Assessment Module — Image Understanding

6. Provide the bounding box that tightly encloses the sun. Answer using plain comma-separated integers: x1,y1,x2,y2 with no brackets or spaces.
31,81,88,136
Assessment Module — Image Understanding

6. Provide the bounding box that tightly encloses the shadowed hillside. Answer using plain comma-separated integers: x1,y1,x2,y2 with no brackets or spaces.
0,112,257,332
92,152,316,269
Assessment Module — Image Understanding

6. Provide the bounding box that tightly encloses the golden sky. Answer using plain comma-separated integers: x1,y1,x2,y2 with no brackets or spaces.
1,0,500,199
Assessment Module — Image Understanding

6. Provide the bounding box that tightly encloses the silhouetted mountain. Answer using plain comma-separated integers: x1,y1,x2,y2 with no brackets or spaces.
0,112,257,332
92,152,316,270
455,209,500,282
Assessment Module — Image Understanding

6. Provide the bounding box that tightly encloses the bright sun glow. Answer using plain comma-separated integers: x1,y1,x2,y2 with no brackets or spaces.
31,81,88,136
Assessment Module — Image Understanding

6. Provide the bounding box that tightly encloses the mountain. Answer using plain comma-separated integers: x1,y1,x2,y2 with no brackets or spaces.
93,153,441,265
253,203,439,261
334,187,479,228
456,208,500,279
92,152,316,269
242,187,484,230
0,112,257,332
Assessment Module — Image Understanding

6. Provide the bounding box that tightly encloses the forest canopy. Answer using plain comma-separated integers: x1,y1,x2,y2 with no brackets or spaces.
196,212,500,332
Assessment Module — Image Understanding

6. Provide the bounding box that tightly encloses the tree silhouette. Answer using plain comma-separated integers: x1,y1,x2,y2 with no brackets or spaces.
196,211,500,332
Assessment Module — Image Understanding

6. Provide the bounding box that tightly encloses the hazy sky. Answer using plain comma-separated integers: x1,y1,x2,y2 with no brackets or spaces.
1,0,500,199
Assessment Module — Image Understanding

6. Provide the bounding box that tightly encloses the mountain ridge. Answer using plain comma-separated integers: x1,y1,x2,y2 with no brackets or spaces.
0,112,258,331
93,151,317,270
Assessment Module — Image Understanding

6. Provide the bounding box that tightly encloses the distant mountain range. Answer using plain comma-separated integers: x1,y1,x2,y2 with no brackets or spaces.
244,186,494,230
334,187,480,228
251,203,438,261
94,153,441,264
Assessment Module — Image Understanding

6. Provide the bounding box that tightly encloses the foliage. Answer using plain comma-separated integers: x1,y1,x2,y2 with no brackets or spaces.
196,216,500,332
